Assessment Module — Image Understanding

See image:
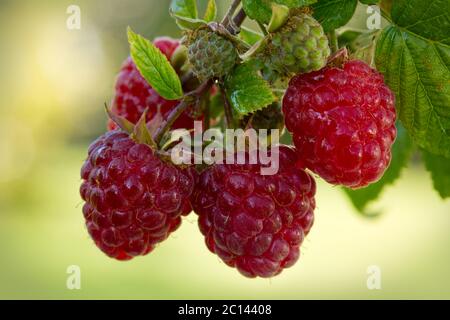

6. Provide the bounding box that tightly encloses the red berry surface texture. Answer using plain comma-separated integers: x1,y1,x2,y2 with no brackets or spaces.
192,146,316,278
108,37,200,131
80,130,195,260
283,60,397,188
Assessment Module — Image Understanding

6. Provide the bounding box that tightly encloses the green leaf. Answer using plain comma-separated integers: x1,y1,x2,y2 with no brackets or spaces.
375,0,450,158
203,0,217,22
169,13,208,30
170,0,197,19
338,30,362,49
170,0,199,29
344,124,413,215
239,26,264,46
359,0,378,4
379,0,392,15
268,3,290,32
128,28,183,100
242,0,317,24
209,91,225,119
242,0,274,24
224,62,275,116
422,150,450,199
312,0,358,32
391,0,450,44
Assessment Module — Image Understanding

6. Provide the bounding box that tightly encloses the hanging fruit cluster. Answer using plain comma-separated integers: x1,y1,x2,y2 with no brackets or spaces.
79,0,450,278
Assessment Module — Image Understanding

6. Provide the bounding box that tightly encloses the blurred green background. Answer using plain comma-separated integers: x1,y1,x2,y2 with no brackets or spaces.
0,0,449,299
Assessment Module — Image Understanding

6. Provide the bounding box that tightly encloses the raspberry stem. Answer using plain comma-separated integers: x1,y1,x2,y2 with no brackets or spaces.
232,8,247,34
153,80,213,145
153,1,247,144
328,30,339,53
203,94,211,131
221,0,241,28
257,21,268,36
220,85,235,129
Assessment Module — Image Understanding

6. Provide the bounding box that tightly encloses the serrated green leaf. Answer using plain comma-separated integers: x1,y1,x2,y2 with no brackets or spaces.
239,26,264,46
224,62,275,116
128,28,183,100
204,0,217,22
422,150,450,199
391,0,450,44
170,0,197,19
375,0,450,158
242,0,317,24
312,0,358,32
344,124,413,214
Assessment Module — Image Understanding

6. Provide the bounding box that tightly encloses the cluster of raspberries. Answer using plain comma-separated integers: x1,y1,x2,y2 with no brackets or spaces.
80,22,396,278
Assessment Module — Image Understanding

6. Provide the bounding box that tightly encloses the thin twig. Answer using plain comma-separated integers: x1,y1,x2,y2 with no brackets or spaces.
154,80,212,144
257,21,268,36
153,100,190,144
232,8,247,29
181,71,194,85
153,2,247,143
328,30,339,53
220,86,235,129
221,0,241,27
203,94,211,131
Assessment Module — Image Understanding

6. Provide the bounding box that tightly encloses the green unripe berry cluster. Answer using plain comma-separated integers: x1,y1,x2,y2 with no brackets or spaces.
187,28,238,81
266,14,331,75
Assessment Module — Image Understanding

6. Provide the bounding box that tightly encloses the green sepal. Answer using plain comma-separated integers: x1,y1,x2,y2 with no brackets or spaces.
169,11,208,30
267,3,290,33
132,109,157,148
104,103,135,134
170,45,189,71
239,26,264,46
170,0,199,29
239,38,269,61
204,0,217,22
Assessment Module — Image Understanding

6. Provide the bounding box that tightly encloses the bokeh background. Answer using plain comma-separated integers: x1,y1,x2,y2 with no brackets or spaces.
0,0,449,299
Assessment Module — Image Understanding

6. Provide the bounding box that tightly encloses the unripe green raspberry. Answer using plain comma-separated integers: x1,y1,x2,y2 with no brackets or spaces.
266,14,330,75
188,28,238,80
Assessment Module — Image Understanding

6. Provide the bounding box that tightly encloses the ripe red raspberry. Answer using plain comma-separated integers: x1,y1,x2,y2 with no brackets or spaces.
282,60,397,188
80,130,195,260
108,37,201,131
153,37,180,59
191,146,316,278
